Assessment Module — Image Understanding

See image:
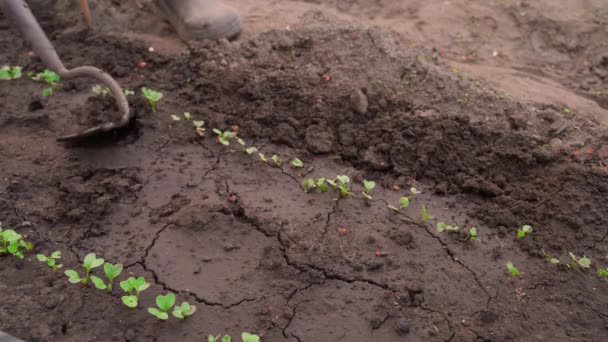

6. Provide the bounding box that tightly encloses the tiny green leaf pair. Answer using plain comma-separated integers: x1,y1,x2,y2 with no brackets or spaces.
141,87,163,112
91,263,123,292
209,333,260,342
517,225,532,239
327,175,351,197
213,129,236,145
0,226,32,259
120,276,150,308
506,261,521,277
147,293,196,320
36,251,63,271
64,253,104,285
0,66,22,80
362,180,375,200
436,222,459,233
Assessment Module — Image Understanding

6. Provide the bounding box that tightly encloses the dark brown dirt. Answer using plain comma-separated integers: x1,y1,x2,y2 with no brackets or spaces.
1,1,608,342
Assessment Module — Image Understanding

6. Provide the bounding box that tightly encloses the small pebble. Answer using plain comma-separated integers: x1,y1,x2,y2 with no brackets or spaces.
397,319,411,334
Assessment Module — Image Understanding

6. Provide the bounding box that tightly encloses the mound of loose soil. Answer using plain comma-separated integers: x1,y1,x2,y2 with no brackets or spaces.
1,3,608,342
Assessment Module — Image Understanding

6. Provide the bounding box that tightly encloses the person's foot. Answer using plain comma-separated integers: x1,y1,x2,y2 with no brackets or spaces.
154,0,241,41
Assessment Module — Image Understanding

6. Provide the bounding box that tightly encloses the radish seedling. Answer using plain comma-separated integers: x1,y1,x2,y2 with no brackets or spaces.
32,69,60,97
421,205,433,222
242,333,260,342
316,178,328,193
301,178,316,192
183,112,192,120
90,262,123,292
141,87,163,112
598,268,608,280
271,154,282,167
436,222,459,233
327,175,351,197
469,227,477,241
148,293,175,320
506,262,521,277
0,225,32,259
209,336,231,342
568,252,591,269
245,147,258,155
291,158,304,168
193,120,206,136
362,180,376,200
0,66,22,80
64,253,104,286
120,276,150,308
36,251,63,271
541,249,560,264
213,129,236,145
124,89,135,96
517,225,532,239
173,301,196,319
388,196,411,212
171,114,181,121
91,84,110,96
258,153,268,162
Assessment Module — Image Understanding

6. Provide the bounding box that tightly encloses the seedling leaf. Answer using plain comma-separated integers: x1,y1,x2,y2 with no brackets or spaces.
122,295,138,308
421,205,433,222
506,261,521,276
291,158,304,168
90,275,107,290
148,307,169,320
242,333,260,342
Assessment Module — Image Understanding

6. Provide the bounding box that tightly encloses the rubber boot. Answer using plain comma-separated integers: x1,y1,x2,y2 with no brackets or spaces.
154,0,241,41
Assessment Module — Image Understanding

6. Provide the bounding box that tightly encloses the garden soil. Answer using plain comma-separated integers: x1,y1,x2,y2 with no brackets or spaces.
1,1,608,341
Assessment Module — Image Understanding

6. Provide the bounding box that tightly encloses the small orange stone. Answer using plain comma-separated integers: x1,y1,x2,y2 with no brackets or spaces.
392,185,400,191
338,228,348,235
586,147,594,156
137,61,147,69
231,125,239,132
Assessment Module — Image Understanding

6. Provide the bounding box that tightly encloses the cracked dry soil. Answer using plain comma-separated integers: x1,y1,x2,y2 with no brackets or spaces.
2,6,608,342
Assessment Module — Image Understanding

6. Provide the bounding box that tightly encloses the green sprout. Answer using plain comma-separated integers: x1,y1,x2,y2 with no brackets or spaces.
124,89,135,96
148,293,176,320
170,114,181,121
120,276,150,308
245,147,258,155
64,253,104,286
183,112,192,120
506,261,521,277
421,205,433,222
32,69,60,97
90,262,123,292
0,224,33,259
327,175,351,197
316,178,329,193
301,178,315,192
388,196,411,212
0,66,22,80
91,84,110,96
213,129,236,145
301,177,329,193
436,222,459,233
362,180,376,200
237,137,246,147
517,225,532,239
141,87,163,112
193,120,205,128
271,154,282,167
173,301,196,319
541,249,560,264
258,153,268,162
469,227,477,241
241,333,260,342
291,158,304,168
209,334,260,342
568,252,591,269
36,251,63,271
597,268,608,280
410,187,421,195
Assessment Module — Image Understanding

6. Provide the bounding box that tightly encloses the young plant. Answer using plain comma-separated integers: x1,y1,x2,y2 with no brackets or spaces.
209,336,231,342
568,252,591,269
213,129,236,146
90,262,123,292
301,178,316,192
32,69,60,97
0,66,22,80
271,154,282,167
327,175,351,197
193,120,206,136
468,227,477,241
0,225,32,259
362,180,376,200
183,112,192,120
170,114,181,121
241,333,260,342
124,89,135,96
291,158,304,168
506,261,521,277
258,153,268,162
245,147,258,155
541,249,560,264
141,87,163,112
148,293,176,320
120,276,150,308
64,253,104,286
388,196,411,212
91,84,110,96
173,301,196,319
598,268,608,280
436,222,459,233
517,225,532,239
36,251,63,271
421,205,433,222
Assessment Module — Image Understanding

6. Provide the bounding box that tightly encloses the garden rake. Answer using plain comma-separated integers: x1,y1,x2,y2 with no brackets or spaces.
0,0,132,142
